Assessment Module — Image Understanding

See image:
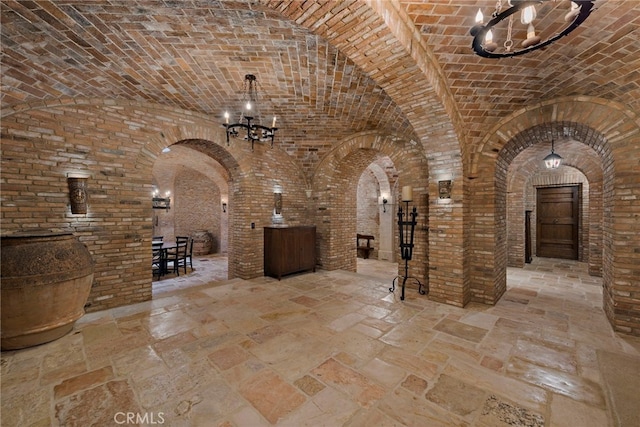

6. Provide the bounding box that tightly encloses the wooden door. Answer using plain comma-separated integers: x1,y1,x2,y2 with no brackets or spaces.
536,186,579,260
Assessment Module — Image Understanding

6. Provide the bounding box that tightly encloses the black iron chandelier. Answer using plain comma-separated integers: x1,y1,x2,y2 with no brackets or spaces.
470,0,595,58
223,74,277,150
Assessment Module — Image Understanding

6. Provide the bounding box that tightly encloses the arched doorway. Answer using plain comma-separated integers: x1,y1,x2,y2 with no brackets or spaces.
506,140,603,275
152,145,229,256
312,132,429,292
356,159,397,262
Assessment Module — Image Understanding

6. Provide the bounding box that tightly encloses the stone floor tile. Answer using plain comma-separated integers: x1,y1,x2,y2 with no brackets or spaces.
327,329,386,363
361,357,406,388
279,387,360,427
513,336,578,374
426,374,487,418
380,323,434,353
433,317,489,343
400,373,429,395
208,345,251,371
53,366,114,399
377,387,467,426
1,387,50,426
597,349,640,427
311,358,386,408
506,356,605,407
476,394,544,427
444,359,549,414
549,394,608,427
328,312,368,332
379,346,440,380
238,369,306,424
294,374,326,396
112,344,165,377
55,380,141,426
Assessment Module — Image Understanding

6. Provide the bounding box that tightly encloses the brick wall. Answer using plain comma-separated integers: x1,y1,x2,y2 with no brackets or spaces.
1,100,311,312
174,168,220,253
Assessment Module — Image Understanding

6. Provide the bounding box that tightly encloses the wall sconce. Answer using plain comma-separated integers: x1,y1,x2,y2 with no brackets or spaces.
67,176,88,214
274,192,282,215
378,195,390,213
222,202,227,213
438,180,452,200
273,185,283,215
152,189,171,210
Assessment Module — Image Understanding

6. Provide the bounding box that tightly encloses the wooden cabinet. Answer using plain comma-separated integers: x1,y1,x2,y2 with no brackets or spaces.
264,226,316,280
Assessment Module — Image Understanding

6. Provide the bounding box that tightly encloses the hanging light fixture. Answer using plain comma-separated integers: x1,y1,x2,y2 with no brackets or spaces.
544,139,563,169
470,1,595,58
223,74,277,150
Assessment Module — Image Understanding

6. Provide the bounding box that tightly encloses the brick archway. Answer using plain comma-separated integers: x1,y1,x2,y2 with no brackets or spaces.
506,141,603,276
312,132,431,287
469,96,640,334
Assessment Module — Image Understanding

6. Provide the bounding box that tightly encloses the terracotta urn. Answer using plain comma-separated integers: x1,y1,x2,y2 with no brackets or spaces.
191,230,213,255
1,229,94,350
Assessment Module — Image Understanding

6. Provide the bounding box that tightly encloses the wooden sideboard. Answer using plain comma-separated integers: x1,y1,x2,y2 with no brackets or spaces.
264,226,316,280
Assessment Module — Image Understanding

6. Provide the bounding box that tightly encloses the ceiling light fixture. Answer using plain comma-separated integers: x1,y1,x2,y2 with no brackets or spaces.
223,74,277,150
543,139,563,169
470,0,595,58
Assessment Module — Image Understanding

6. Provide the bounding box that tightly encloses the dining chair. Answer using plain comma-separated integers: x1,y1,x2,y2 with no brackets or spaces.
185,238,194,270
152,244,165,279
167,236,190,276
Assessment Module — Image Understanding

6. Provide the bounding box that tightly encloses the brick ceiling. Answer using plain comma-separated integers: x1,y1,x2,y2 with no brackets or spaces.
2,0,639,165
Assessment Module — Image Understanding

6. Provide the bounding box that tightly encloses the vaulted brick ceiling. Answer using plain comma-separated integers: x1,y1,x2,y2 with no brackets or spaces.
2,0,639,166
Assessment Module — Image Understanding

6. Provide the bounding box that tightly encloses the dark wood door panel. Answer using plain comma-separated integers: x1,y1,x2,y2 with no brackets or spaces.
536,186,579,260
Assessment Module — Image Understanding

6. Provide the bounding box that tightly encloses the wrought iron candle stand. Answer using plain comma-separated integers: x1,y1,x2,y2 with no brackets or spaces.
390,201,426,300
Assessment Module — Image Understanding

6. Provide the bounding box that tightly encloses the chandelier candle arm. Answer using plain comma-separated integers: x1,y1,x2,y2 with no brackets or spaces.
222,74,277,150
470,0,595,58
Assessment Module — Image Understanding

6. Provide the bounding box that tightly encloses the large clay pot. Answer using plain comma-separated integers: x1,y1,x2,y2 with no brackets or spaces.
1,230,94,350
191,230,213,255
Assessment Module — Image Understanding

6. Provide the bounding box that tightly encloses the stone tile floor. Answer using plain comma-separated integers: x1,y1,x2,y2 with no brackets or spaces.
2,256,639,426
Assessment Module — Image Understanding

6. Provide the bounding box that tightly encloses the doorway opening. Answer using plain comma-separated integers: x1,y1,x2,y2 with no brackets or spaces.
151,144,230,290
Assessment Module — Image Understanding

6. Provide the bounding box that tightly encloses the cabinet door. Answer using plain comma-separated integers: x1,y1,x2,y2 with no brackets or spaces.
263,228,278,277
281,228,299,273
298,227,316,271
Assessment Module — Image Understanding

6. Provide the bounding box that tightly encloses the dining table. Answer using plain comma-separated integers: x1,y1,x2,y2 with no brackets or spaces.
152,241,178,277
